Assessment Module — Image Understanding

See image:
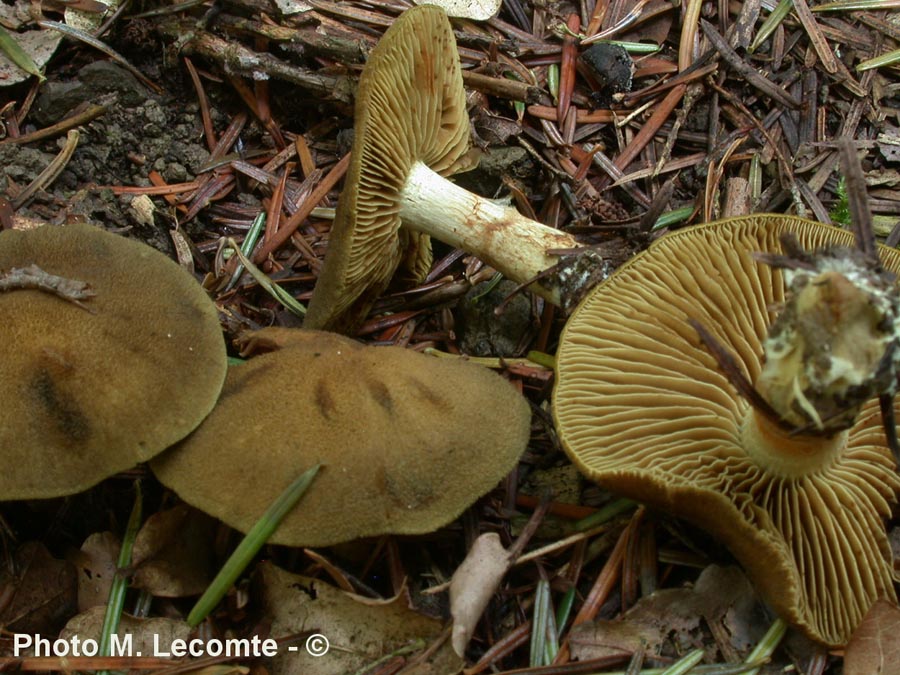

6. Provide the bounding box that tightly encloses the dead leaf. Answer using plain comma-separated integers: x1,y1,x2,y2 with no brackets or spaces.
413,0,500,20
64,0,117,32
449,532,511,656
620,0,673,46
570,565,765,664
61,605,192,656
844,600,900,675
0,541,77,635
255,562,461,675
131,505,215,597
0,29,62,86
568,620,655,661
71,531,120,612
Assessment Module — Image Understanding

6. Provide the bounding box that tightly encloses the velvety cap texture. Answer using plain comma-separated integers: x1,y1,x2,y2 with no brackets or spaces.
152,328,531,546
0,223,227,498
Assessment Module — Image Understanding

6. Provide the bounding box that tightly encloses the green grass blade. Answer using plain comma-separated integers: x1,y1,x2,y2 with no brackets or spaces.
0,26,46,81
857,47,900,72
98,481,143,671
749,0,793,52
187,464,321,627
224,213,266,292
224,237,306,317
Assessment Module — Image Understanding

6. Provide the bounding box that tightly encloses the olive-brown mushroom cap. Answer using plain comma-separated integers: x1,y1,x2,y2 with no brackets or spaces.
552,215,900,647
0,223,227,499
151,328,531,547
304,5,474,333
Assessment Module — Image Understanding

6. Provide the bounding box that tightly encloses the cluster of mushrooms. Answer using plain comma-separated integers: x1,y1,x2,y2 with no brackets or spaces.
0,221,531,544
3,2,899,653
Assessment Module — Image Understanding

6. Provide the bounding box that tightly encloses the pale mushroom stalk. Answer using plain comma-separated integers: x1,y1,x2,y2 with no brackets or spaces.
758,250,900,424
696,235,900,469
304,5,600,334
399,162,582,299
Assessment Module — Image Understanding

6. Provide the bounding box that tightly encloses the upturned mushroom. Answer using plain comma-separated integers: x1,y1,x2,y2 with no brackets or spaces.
552,214,900,646
151,327,531,546
0,223,227,499
304,5,592,333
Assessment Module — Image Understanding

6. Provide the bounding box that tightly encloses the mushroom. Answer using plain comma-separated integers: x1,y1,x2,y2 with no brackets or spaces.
151,327,531,546
552,214,900,646
0,222,227,499
304,5,592,333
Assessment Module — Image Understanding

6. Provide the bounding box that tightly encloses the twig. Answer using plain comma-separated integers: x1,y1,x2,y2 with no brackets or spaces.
837,136,877,264
0,104,107,146
157,20,352,103
12,130,80,210
688,318,788,429
0,263,96,311
37,20,163,94
700,20,801,109
462,71,542,104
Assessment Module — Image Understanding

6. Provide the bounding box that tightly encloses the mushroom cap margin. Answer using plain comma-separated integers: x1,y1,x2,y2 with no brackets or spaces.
151,327,531,547
552,214,900,646
0,223,227,499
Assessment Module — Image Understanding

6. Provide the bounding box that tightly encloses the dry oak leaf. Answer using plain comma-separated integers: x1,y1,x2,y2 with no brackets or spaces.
844,600,900,675
255,562,462,675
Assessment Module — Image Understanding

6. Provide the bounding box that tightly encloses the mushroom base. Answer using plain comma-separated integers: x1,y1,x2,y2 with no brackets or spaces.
757,249,900,432
741,407,848,479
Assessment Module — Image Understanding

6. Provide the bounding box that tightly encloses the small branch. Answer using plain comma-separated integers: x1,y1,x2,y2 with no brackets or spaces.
156,19,352,103
0,104,107,146
0,264,96,311
688,317,789,429
12,130,80,210
837,136,878,265
700,20,801,109
461,71,543,104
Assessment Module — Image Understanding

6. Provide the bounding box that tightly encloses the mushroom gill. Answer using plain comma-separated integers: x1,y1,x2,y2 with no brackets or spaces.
552,214,900,646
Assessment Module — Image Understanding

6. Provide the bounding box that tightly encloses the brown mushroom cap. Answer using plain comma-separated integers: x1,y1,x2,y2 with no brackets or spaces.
151,327,531,547
304,5,474,333
552,215,900,646
0,223,227,499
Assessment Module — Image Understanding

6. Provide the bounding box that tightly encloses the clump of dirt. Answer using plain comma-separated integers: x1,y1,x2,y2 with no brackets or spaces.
5,59,243,253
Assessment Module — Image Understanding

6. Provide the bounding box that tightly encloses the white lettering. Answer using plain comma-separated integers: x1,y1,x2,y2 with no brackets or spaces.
110,633,132,657
13,635,32,656
33,635,51,657
153,636,280,658
154,633,171,658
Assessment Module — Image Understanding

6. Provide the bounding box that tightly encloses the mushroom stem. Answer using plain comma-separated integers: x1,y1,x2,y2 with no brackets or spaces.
741,408,848,478
755,249,900,432
399,161,582,305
